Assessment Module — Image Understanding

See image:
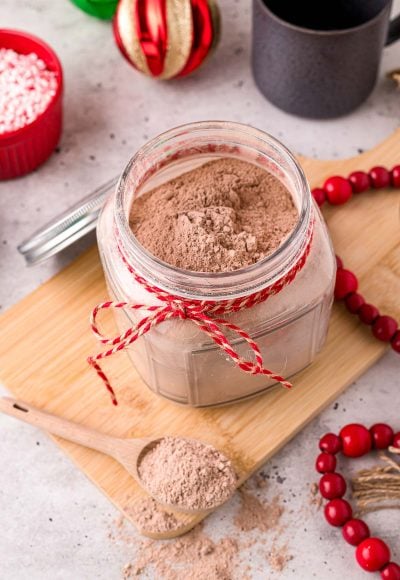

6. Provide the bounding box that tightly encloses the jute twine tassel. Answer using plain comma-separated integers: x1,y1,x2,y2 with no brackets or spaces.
351,447,400,516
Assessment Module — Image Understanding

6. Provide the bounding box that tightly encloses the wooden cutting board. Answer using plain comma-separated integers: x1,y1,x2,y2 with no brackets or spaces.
0,129,399,539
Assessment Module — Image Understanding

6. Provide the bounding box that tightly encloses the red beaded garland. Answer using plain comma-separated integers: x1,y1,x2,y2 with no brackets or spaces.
391,165,400,187
319,433,342,454
359,303,380,325
381,563,400,580
319,472,346,499
340,423,372,457
315,452,336,473
315,163,400,572
324,498,352,526
324,176,353,205
372,316,398,342
370,424,394,449
335,269,358,300
312,187,326,207
356,538,391,572
342,519,370,546
317,164,399,353
349,170,371,193
335,255,343,269
369,166,391,189
391,331,400,353
317,422,399,577
345,292,365,314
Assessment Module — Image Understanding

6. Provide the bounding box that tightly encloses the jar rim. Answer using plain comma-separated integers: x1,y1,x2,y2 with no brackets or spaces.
114,121,312,300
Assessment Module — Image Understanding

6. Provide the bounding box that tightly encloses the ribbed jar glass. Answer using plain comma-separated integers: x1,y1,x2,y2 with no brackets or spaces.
97,121,336,406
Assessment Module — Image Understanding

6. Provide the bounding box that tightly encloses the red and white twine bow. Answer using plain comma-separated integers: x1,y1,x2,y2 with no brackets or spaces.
88,233,313,405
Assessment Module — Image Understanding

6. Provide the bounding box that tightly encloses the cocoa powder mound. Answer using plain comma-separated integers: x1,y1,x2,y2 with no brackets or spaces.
138,437,237,511
130,158,298,272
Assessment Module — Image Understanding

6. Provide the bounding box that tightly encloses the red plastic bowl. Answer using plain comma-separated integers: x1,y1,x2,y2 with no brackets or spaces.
0,29,63,180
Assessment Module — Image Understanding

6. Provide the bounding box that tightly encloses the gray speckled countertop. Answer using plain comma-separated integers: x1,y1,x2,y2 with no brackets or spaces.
0,1,399,579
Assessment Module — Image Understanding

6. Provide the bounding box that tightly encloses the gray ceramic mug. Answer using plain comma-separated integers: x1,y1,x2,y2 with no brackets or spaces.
252,0,400,118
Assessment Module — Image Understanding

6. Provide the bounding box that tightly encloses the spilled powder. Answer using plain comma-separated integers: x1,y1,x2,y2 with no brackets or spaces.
114,471,292,579
267,543,293,572
124,524,239,579
234,488,283,532
252,472,269,489
125,497,179,534
309,481,323,510
130,158,298,273
138,437,237,511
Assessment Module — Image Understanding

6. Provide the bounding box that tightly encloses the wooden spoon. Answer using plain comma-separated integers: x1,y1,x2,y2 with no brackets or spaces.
0,397,235,513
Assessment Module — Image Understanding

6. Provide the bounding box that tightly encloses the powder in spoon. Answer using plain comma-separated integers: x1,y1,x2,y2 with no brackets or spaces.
130,158,298,273
138,437,237,511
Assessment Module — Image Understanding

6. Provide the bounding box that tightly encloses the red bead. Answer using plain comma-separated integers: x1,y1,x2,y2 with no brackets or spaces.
324,176,353,205
381,562,400,580
342,519,370,546
312,187,326,207
372,316,398,342
315,452,336,473
324,498,352,526
393,432,400,449
356,538,391,572
391,331,400,353
369,166,391,189
340,424,372,457
336,255,343,269
345,292,365,314
319,472,347,499
359,303,380,325
335,269,358,300
349,171,371,193
391,165,400,188
319,433,342,454
370,424,394,449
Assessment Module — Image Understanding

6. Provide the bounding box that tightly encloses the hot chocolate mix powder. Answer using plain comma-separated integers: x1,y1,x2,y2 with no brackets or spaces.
130,158,298,273
115,472,291,579
124,497,179,534
234,488,283,533
138,437,237,511
125,524,239,579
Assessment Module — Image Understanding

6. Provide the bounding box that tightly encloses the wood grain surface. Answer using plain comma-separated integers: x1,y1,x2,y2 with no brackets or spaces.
0,129,399,539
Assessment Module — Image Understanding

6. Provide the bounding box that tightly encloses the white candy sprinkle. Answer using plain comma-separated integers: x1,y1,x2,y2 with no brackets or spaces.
0,48,58,135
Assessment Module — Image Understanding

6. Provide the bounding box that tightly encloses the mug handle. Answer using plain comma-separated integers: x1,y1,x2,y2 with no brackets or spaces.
386,14,400,45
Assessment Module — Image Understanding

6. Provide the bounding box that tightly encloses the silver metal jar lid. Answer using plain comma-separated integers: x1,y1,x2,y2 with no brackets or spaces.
18,176,118,265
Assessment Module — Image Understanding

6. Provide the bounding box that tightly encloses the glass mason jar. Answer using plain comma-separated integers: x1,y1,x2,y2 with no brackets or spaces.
97,121,336,407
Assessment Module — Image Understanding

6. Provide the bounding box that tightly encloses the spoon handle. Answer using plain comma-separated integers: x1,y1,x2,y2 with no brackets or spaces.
0,397,119,457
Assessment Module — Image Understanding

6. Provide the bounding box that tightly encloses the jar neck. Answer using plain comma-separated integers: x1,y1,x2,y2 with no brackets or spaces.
113,121,313,301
